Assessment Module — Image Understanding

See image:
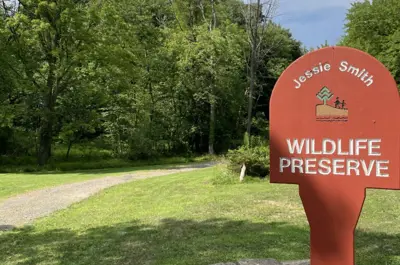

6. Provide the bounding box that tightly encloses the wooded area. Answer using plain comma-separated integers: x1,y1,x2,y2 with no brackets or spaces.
0,0,399,169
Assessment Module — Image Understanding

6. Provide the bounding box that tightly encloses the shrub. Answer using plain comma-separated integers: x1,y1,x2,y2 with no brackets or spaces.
226,139,270,178
211,162,268,185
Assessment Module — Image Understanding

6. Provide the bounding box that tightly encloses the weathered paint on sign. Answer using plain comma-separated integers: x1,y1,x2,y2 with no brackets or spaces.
269,46,400,265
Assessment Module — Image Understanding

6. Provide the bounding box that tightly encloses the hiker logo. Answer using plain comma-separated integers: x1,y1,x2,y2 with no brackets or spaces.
316,86,348,122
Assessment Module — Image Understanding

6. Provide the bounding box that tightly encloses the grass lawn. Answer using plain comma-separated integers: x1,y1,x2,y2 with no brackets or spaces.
0,159,212,201
0,167,399,265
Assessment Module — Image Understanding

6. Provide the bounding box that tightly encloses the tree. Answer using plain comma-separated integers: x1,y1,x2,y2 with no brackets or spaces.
308,40,331,52
2,0,101,165
316,87,333,105
340,0,400,91
254,23,302,122
242,0,278,136
0,0,304,167
57,84,105,160
167,0,246,155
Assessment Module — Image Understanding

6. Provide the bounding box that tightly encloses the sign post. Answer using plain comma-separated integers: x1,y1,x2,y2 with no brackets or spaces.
269,46,400,265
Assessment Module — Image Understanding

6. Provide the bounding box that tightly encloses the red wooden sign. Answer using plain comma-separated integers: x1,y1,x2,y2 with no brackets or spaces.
269,46,400,265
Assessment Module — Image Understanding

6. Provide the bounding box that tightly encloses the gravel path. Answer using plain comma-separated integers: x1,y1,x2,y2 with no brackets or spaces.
0,162,216,231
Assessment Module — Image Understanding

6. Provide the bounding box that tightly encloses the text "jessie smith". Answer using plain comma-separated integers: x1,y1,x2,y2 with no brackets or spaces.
293,61,374,89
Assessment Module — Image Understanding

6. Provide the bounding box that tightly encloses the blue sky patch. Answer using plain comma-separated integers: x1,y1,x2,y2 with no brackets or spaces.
270,0,358,48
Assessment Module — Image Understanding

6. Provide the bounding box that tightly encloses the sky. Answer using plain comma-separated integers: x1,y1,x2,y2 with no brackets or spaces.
272,0,358,49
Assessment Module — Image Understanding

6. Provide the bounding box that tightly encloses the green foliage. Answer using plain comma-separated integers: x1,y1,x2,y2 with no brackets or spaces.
340,0,400,91
211,163,267,185
251,112,269,137
0,148,211,173
226,136,269,178
308,40,331,52
0,0,302,167
253,23,303,125
243,132,250,147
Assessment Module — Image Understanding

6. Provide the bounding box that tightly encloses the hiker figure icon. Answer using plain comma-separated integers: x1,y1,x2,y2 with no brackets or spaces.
341,100,346,110
335,97,341,108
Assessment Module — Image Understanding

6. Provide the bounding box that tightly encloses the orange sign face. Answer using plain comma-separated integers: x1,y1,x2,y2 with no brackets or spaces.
269,47,400,265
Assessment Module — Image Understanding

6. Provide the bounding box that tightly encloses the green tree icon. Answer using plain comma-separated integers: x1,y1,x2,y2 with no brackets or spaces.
316,86,334,105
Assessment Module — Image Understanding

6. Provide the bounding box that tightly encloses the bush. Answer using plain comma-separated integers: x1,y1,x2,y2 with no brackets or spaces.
211,163,268,185
0,155,37,166
226,140,270,178
128,137,159,160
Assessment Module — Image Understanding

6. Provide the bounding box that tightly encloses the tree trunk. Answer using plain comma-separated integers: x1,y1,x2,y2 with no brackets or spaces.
247,47,257,136
38,117,53,166
245,0,262,136
38,74,56,166
66,139,73,160
208,93,216,155
207,0,217,155
211,0,217,29
37,31,59,166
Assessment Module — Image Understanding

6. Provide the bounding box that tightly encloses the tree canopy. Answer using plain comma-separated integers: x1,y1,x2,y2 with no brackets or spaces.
340,0,400,90
0,0,303,166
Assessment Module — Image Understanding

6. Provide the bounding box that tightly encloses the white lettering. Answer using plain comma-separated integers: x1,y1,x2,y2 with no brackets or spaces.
376,160,389,177
368,139,381,156
279,158,291,173
355,139,368,155
294,62,331,89
277,157,390,178
357,68,366,78
311,139,322,155
361,160,375,176
332,159,346,175
292,158,304,174
287,139,305,155
365,75,374,86
318,159,331,175
295,61,373,89
305,139,310,154
322,139,336,155
361,72,369,81
305,158,317,175
294,79,301,89
324,64,331,71
339,61,348,72
339,61,374,87
279,138,389,178
348,66,360,76
346,159,360,176
337,139,349,155
349,139,354,155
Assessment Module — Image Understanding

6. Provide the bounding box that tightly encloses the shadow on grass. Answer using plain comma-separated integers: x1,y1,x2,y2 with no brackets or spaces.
0,218,398,265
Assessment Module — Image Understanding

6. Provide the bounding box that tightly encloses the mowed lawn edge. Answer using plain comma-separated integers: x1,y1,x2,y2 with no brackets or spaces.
0,161,213,201
0,167,399,265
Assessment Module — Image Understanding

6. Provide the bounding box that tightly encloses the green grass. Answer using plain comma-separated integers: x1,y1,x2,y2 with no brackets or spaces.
0,157,213,201
0,167,399,265
0,153,215,173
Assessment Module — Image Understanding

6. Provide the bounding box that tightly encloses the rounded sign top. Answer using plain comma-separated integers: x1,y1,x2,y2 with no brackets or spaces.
270,46,400,189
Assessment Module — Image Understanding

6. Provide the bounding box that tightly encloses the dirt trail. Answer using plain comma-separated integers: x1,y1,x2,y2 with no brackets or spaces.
0,162,216,231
